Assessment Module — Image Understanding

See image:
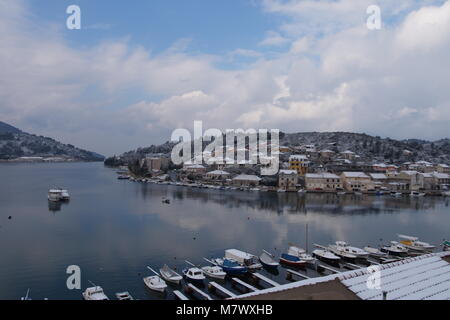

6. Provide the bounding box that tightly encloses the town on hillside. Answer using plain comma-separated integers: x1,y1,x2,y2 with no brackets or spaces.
110,143,450,196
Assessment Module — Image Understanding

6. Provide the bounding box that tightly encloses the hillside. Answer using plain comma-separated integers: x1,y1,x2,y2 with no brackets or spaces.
106,131,450,166
0,121,104,161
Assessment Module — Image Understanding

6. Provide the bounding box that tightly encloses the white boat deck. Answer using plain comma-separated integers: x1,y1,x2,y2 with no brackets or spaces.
251,273,281,287
231,278,258,292
208,282,237,298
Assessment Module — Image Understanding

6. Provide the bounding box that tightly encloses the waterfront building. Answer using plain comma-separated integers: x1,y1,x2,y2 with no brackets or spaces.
278,170,298,191
305,173,342,192
340,172,374,192
205,170,230,181
232,174,262,187
289,155,310,176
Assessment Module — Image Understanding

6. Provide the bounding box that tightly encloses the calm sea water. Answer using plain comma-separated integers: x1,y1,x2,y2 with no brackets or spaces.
0,162,449,300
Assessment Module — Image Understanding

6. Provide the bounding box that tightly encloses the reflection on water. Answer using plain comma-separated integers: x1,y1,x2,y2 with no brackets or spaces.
0,162,449,300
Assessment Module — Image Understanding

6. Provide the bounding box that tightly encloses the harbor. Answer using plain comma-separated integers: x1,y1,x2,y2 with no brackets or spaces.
0,162,449,300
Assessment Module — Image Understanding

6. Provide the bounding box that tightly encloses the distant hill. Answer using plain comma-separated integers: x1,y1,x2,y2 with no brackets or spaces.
106,131,450,166
0,121,21,134
0,121,104,161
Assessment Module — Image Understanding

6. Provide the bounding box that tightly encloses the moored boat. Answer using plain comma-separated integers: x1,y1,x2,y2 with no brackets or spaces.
225,249,262,271
279,246,315,267
211,258,248,275
159,264,182,285
328,241,369,260
183,267,206,284
312,247,341,265
201,265,227,280
259,250,280,270
115,292,134,300
398,234,435,252
82,286,109,300
381,241,409,256
144,267,167,293
48,189,62,202
410,191,425,197
363,246,388,258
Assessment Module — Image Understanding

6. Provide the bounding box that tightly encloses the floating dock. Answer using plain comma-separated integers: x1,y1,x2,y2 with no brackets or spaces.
173,290,189,301
251,273,281,287
231,278,258,292
185,283,213,300
286,269,310,280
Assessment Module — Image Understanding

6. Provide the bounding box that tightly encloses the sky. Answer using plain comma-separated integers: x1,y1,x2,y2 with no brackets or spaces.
1,0,450,156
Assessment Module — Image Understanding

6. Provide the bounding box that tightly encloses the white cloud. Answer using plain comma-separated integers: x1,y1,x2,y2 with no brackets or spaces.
1,0,450,156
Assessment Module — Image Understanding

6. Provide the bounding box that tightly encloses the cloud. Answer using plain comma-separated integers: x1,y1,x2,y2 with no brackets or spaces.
1,0,450,156
259,31,290,46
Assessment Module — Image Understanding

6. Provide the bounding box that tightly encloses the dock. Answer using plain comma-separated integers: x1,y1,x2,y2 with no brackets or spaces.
173,290,189,301
251,273,281,287
231,278,258,293
185,283,213,300
286,269,310,281
342,262,361,270
208,282,237,298
316,263,341,274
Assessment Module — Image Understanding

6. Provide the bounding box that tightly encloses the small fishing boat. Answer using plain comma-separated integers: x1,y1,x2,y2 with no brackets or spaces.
259,250,280,270
312,248,341,264
279,246,315,267
183,267,206,284
117,175,130,180
115,292,134,300
144,267,167,293
354,191,363,196
410,191,425,197
297,189,306,194
442,191,450,197
201,265,227,280
328,241,369,260
390,191,402,197
82,286,109,300
337,191,346,196
277,189,286,193
212,258,248,275
398,235,435,252
363,246,388,258
159,264,182,285
225,249,262,271
381,241,409,256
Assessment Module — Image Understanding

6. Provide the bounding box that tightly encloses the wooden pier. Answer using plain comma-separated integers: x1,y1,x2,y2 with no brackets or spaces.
208,282,237,298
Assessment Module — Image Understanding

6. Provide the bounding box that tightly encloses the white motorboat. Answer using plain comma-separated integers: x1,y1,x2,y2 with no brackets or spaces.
442,191,450,196
159,264,182,285
48,189,62,202
21,289,32,300
390,191,402,197
328,241,369,260
259,250,280,270
115,292,134,300
201,265,227,280
144,267,167,293
363,246,388,258
277,189,286,193
297,189,306,194
410,191,425,197
354,191,363,196
381,241,409,256
225,249,262,271
279,246,316,267
183,267,206,283
398,234,435,252
337,191,346,196
82,286,109,300
312,248,341,264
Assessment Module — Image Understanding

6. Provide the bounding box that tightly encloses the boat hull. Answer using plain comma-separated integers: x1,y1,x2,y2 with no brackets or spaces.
279,254,307,267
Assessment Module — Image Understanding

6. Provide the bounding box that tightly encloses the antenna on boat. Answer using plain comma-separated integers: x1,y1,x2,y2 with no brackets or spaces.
306,223,309,253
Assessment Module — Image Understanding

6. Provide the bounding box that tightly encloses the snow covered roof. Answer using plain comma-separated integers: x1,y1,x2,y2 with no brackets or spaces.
369,173,387,180
340,252,450,300
289,154,308,161
231,252,450,300
207,170,230,175
306,173,340,179
279,170,297,175
232,174,262,181
341,150,355,154
433,172,450,179
341,172,370,179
